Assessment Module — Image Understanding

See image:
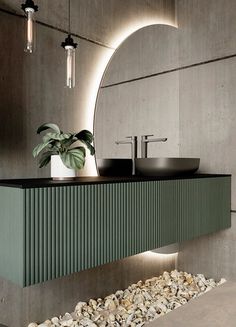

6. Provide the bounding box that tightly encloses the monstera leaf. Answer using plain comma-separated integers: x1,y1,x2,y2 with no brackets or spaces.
61,147,86,169
37,123,61,134
75,130,95,155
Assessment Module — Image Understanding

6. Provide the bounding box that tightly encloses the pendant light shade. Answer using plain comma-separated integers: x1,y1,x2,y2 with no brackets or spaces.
21,0,38,53
61,35,77,89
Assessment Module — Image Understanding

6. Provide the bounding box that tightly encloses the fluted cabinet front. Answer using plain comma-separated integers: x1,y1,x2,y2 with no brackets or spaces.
0,176,231,286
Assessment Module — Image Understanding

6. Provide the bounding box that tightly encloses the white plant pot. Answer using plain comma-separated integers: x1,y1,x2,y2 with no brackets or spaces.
51,155,76,180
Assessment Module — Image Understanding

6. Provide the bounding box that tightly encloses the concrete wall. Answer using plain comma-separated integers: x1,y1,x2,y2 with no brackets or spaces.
177,0,236,280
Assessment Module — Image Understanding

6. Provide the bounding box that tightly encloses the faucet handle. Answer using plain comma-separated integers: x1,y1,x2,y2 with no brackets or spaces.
141,134,154,140
126,136,137,140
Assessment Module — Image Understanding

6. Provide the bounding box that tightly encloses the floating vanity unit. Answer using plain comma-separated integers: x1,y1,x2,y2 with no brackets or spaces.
0,174,231,287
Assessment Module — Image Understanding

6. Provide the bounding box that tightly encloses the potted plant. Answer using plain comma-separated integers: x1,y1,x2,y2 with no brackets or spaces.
33,123,95,180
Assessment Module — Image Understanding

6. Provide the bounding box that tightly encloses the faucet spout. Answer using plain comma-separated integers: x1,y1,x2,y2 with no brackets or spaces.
115,140,131,145
141,135,167,158
146,137,167,143
115,136,137,175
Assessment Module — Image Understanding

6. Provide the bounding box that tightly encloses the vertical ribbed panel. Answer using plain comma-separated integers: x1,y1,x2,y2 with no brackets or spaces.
23,176,231,286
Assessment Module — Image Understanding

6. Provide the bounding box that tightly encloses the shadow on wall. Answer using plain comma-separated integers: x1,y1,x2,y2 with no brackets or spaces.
0,13,26,175
0,0,16,12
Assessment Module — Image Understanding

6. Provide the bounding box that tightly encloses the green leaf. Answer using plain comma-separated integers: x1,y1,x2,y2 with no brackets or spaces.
60,134,77,147
69,146,86,157
75,130,95,155
60,147,86,169
85,142,95,155
37,123,61,134
75,130,93,143
33,141,51,158
87,142,95,155
43,132,73,143
38,151,52,168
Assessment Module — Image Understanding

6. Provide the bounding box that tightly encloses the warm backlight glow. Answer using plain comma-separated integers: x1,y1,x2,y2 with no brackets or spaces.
81,17,177,176
78,47,113,176
110,18,177,49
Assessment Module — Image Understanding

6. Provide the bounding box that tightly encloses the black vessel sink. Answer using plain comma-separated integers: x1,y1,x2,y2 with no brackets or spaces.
97,158,132,176
135,158,200,176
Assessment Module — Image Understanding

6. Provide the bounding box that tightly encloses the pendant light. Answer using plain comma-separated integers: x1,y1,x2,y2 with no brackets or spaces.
61,0,77,88
21,0,38,53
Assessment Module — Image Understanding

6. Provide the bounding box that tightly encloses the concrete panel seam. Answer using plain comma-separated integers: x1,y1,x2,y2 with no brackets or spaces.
102,53,236,88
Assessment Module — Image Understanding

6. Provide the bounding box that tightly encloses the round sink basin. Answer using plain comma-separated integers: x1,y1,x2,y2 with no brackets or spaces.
135,158,200,176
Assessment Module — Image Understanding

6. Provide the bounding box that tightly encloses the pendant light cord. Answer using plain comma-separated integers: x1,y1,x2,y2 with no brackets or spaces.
68,0,71,34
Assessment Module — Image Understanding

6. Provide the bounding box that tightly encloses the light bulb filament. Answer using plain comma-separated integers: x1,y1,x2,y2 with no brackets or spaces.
25,7,35,53
65,45,76,88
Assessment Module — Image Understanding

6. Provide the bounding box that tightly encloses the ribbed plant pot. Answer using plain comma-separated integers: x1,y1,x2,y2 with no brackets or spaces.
51,155,76,180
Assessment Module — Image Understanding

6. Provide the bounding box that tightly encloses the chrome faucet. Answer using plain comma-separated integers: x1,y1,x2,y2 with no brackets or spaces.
141,134,167,158
115,136,137,175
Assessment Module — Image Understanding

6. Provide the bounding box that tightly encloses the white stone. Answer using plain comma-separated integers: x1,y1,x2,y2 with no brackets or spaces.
104,298,117,311
107,313,115,323
51,317,59,325
75,302,87,314
115,290,124,299
60,313,73,326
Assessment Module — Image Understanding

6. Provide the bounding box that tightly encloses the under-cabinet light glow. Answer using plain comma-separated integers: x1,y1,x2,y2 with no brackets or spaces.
145,251,178,257
151,243,179,255
142,251,178,269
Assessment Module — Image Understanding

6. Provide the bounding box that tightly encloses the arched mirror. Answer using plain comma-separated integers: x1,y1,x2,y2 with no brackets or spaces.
94,24,182,175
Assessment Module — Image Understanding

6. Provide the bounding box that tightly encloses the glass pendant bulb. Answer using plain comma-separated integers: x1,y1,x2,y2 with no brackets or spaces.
21,0,38,53
61,35,77,88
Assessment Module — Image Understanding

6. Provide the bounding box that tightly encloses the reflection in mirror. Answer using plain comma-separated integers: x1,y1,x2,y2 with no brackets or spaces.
94,24,179,168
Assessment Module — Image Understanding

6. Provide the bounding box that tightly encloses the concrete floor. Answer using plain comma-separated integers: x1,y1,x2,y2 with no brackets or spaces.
148,281,236,327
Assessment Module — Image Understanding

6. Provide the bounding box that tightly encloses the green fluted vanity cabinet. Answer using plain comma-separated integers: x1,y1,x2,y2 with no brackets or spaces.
0,175,231,286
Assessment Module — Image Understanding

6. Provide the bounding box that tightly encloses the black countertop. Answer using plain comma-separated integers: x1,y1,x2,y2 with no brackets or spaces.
0,174,231,189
